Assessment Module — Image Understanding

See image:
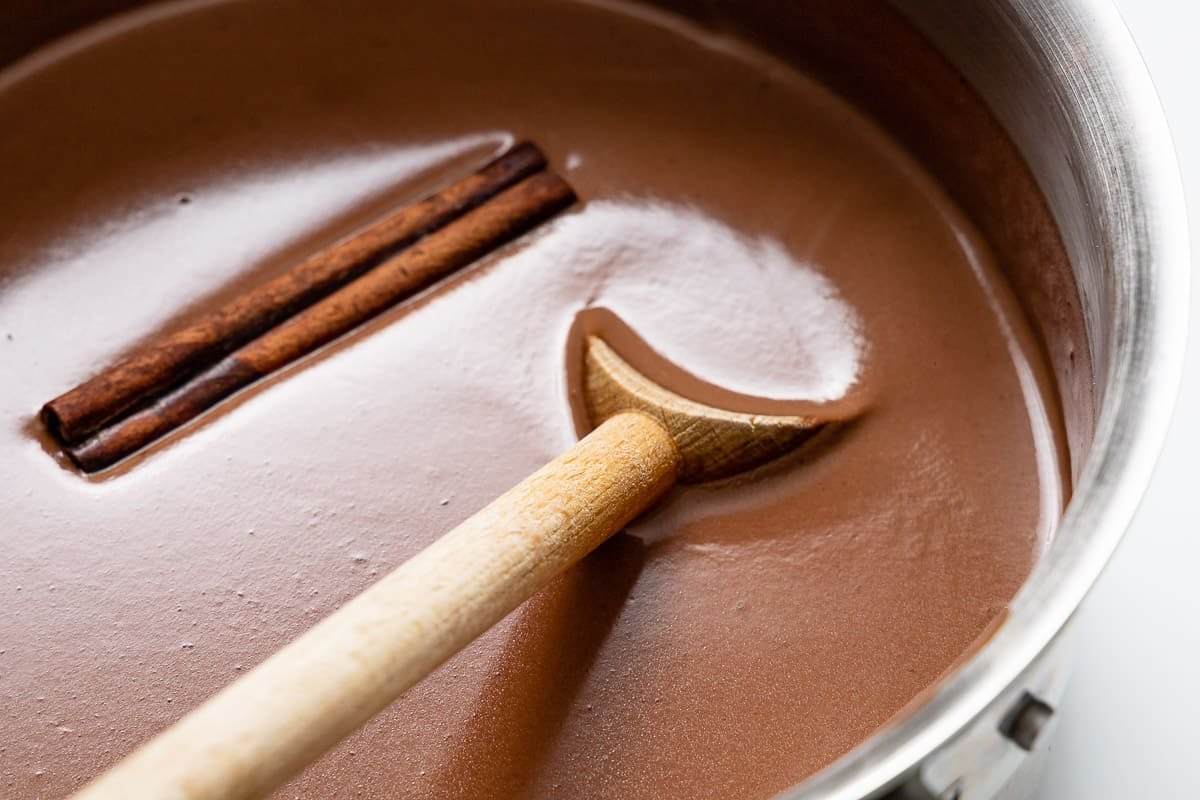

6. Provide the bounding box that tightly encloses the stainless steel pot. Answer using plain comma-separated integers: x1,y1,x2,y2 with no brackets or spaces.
0,1,1186,798
778,2,1190,797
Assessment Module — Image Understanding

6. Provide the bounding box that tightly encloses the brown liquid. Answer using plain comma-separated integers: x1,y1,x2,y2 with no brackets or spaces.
0,1,1067,797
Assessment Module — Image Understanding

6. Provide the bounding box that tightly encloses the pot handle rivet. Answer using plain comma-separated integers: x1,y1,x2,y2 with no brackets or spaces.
998,690,1055,751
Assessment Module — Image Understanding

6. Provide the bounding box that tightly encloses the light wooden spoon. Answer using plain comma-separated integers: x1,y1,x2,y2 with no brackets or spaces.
71,335,824,800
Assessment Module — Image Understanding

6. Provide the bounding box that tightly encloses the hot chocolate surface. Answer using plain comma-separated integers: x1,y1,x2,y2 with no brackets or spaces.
0,1,1066,796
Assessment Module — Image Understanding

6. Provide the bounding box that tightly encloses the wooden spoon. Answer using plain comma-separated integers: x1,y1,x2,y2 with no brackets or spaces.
71,335,824,800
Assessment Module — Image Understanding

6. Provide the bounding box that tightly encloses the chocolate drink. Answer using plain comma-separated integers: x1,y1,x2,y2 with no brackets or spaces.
0,0,1071,797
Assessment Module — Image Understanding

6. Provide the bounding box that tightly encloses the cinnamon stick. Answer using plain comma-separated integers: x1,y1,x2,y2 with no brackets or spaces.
42,142,548,445
66,171,576,472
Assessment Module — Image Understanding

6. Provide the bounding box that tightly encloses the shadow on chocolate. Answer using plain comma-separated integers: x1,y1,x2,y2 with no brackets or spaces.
431,533,647,795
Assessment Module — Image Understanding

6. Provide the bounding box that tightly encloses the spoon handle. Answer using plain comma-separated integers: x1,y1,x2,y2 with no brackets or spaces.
71,411,678,800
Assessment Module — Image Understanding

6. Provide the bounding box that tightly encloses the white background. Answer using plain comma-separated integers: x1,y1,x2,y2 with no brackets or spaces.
1032,1,1200,798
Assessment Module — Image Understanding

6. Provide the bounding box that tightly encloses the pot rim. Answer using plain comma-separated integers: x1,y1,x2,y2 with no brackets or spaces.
781,1,1190,797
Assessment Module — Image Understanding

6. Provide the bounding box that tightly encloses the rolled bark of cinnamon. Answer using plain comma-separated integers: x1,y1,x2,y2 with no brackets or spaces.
67,171,576,472
42,142,548,445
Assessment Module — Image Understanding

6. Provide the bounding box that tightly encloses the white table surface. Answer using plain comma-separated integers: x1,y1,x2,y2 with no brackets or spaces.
1031,2,1200,798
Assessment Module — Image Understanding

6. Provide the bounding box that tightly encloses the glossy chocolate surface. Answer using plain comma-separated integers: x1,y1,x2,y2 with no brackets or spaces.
0,1,1067,796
